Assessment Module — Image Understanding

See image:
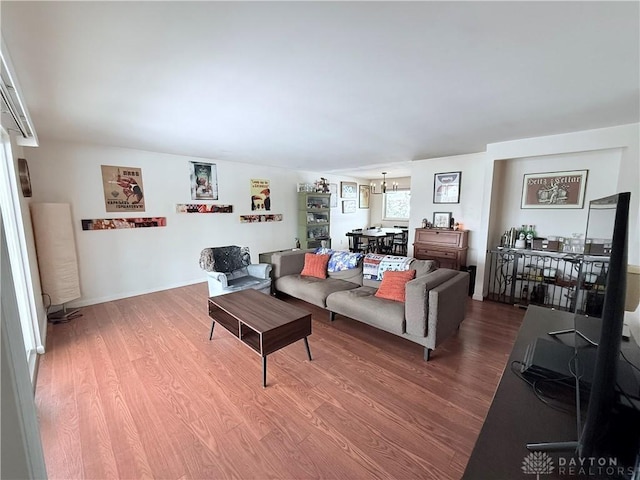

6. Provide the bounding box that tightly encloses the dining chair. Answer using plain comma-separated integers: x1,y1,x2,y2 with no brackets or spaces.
348,229,370,253
392,229,409,256
372,233,394,254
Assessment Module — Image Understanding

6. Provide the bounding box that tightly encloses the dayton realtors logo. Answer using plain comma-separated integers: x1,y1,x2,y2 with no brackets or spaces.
522,451,554,479
522,452,634,478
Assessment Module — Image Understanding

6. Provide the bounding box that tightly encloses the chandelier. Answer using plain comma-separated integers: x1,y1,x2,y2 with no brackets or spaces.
371,172,397,194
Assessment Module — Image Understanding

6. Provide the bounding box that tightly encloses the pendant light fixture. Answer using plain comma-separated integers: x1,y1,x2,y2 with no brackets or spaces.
371,172,398,194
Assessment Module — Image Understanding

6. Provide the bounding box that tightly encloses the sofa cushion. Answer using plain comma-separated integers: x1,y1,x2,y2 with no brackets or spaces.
301,253,331,279
327,263,364,285
275,275,359,308
411,259,438,278
226,276,272,292
375,269,416,302
326,287,405,335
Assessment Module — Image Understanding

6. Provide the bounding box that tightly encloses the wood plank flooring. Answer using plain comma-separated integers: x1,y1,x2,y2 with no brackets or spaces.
35,283,524,479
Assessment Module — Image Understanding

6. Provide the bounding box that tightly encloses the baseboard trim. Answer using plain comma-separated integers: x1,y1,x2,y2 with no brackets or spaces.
66,278,206,308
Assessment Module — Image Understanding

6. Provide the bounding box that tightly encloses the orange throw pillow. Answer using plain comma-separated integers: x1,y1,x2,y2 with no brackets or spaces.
300,253,331,279
374,270,417,302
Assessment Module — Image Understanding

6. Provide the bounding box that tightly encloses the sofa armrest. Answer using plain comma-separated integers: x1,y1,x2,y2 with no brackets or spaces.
247,263,272,279
427,272,469,349
405,269,464,337
271,249,313,279
206,271,229,296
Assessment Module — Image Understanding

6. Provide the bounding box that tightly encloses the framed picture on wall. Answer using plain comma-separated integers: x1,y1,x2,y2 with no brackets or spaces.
341,181,357,199
342,200,356,214
359,185,370,209
329,183,338,207
190,161,218,200
433,171,461,204
521,170,588,209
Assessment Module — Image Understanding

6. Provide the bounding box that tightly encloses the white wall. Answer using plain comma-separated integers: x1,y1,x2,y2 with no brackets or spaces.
409,152,489,296
25,140,368,307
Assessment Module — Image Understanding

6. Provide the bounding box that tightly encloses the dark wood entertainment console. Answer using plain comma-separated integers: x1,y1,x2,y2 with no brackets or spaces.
463,305,640,479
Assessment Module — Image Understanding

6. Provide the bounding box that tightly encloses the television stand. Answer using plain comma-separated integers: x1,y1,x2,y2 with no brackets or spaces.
463,306,640,479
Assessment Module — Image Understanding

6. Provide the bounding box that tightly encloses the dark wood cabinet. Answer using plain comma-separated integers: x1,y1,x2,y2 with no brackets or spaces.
413,228,468,270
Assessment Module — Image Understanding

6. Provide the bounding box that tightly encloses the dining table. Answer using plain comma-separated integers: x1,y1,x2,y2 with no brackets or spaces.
345,228,405,254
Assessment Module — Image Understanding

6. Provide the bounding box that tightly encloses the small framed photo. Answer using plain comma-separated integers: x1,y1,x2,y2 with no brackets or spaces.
433,212,452,229
359,185,370,209
433,171,461,204
521,170,588,209
341,181,357,199
342,200,356,214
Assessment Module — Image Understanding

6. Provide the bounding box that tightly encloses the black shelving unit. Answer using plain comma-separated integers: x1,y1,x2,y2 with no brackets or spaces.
486,248,609,314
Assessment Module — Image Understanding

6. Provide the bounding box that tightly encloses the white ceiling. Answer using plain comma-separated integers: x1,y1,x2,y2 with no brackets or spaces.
2,1,638,180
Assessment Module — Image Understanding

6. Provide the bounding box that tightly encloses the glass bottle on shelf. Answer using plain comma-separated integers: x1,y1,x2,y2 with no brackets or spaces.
526,225,535,249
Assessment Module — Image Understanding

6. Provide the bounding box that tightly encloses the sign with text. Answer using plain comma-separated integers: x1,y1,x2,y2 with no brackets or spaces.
101,165,145,212
521,170,588,209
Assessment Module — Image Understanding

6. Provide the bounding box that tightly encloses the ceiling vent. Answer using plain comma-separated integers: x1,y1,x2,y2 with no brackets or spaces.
1,39,38,147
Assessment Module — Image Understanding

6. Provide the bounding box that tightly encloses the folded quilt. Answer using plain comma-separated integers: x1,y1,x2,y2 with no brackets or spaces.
363,254,412,280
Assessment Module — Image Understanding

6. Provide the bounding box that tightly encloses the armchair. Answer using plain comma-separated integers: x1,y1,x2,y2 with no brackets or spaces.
199,245,272,297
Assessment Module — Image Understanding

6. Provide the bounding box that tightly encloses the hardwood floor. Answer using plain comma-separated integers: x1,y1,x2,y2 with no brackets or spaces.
35,283,524,479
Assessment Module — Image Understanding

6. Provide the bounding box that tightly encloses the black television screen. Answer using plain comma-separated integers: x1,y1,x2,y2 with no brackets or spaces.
577,192,632,458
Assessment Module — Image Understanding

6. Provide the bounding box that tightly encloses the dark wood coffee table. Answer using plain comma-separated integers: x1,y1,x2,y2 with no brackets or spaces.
208,289,312,387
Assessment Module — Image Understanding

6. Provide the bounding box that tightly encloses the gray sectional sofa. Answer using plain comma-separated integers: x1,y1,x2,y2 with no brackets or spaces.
271,249,470,360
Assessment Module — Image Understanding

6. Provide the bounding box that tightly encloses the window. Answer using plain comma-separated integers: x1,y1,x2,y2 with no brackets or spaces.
383,190,411,220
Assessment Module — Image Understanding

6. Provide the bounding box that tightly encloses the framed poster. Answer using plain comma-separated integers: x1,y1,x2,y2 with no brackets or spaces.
433,212,452,228
433,171,461,204
359,185,370,209
341,181,357,199
329,183,338,207
190,162,218,200
521,170,588,209
250,179,271,211
101,165,145,212
342,200,356,214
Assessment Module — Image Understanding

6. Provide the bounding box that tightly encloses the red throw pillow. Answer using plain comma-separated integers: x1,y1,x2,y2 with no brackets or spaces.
300,253,331,279
374,270,416,302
